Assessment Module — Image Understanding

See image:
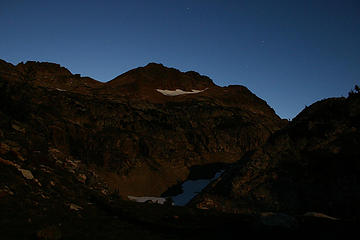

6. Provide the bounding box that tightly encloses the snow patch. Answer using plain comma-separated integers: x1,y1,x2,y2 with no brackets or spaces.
156,88,206,96
128,196,167,204
56,88,67,92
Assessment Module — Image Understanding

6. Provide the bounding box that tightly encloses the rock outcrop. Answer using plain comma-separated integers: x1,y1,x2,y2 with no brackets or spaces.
189,93,360,219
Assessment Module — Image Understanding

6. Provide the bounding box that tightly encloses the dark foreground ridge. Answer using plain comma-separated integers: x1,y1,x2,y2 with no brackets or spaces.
190,91,360,220
0,59,359,239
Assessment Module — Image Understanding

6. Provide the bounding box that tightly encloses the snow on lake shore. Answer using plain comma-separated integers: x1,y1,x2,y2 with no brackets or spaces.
127,196,169,205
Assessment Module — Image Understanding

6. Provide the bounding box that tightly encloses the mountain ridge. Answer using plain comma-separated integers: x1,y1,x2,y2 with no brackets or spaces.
0,59,284,198
1,59,358,238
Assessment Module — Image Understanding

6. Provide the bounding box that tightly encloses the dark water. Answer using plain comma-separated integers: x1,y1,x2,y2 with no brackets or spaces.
170,170,224,206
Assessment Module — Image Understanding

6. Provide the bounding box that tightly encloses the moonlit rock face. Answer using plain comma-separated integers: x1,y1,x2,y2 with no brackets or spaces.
156,89,206,96
128,196,166,204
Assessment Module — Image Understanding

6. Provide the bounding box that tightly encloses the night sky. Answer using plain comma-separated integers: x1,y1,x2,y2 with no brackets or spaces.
1,0,359,119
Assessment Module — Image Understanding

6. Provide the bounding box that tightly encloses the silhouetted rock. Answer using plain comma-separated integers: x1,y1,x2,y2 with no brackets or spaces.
189,94,360,219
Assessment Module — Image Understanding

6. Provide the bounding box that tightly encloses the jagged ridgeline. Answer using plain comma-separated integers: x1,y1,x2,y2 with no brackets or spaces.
0,59,284,198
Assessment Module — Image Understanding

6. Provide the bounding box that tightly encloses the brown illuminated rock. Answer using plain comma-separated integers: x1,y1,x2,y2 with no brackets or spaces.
0,59,283,197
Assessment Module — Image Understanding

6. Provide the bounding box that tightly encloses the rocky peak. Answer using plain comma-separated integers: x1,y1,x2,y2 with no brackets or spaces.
16,61,73,78
105,63,215,95
0,60,103,94
144,62,166,69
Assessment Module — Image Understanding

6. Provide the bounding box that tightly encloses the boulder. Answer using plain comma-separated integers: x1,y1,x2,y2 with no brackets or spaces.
19,169,34,180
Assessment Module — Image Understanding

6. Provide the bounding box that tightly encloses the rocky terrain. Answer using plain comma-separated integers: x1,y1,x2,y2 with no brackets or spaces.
190,90,360,222
0,60,284,198
1,59,358,239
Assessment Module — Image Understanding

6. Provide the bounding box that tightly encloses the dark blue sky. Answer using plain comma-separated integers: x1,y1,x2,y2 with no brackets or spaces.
1,0,359,119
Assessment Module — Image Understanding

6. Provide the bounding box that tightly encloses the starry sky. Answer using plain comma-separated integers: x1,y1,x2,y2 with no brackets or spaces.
1,0,359,119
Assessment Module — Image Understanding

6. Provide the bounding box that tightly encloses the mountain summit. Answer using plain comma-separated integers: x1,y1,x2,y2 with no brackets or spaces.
108,62,215,90
96,62,217,101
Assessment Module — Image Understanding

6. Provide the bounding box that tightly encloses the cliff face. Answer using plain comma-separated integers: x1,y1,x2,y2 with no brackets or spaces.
189,93,360,218
0,60,284,197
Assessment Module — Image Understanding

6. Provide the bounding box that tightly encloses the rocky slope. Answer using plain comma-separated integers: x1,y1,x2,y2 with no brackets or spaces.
189,92,360,220
0,59,284,198
1,59,358,238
